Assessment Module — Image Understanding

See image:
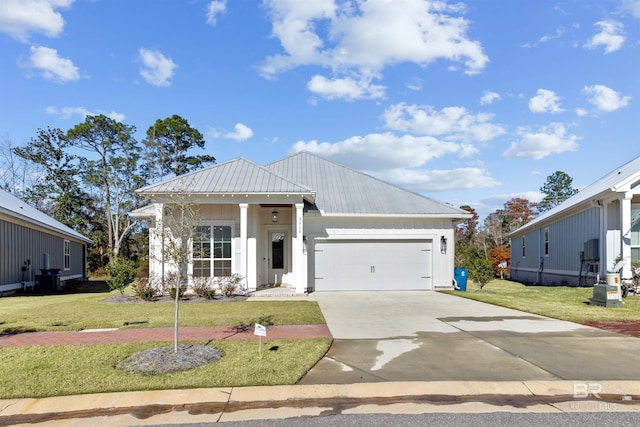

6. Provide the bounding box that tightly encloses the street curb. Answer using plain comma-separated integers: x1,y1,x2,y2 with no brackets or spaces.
1,381,639,425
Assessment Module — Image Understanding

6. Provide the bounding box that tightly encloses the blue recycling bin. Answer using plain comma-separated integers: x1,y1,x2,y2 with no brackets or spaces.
454,267,468,291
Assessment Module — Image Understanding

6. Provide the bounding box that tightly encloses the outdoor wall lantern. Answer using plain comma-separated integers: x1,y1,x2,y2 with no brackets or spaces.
440,236,448,254
271,210,279,223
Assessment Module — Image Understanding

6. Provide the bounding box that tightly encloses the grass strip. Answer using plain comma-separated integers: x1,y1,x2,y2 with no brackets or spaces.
0,338,331,399
441,279,640,323
0,292,325,333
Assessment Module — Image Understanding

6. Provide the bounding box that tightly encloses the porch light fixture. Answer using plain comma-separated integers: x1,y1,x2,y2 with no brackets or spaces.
271,209,279,223
440,236,448,254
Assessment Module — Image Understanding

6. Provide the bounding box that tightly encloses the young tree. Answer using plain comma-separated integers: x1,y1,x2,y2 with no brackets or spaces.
156,193,200,353
144,114,215,179
538,171,579,212
66,115,144,262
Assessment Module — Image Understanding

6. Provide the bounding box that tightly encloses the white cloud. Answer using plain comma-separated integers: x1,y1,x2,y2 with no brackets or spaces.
480,91,500,105
291,132,460,171
528,89,564,113
224,123,253,141
584,20,625,53
583,84,631,112
307,74,385,100
26,45,79,82
406,77,422,91
261,0,488,98
0,0,74,42
46,106,125,122
575,108,589,117
621,0,640,19
383,103,506,143
377,167,500,192
503,123,580,160
139,48,177,87
539,27,565,43
289,131,500,192
206,0,226,25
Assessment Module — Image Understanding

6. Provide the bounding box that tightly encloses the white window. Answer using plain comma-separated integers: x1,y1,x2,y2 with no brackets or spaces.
192,225,232,277
64,240,71,270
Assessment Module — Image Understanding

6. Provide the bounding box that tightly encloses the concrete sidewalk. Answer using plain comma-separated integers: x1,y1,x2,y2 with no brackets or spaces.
1,381,639,426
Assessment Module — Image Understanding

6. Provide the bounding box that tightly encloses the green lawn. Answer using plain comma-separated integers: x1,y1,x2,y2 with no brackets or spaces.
0,339,332,399
0,282,325,333
0,281,330,399
441,279,640,323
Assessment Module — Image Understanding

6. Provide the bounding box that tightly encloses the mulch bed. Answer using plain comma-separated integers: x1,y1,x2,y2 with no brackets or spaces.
582,321,640,338
104,295,247,304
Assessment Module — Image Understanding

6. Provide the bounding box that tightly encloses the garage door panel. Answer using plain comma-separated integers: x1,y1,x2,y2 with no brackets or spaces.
314,240,432,291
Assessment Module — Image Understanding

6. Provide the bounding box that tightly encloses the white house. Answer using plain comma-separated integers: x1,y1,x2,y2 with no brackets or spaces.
509,156,640,286
131,152,471,293
0,189,92,294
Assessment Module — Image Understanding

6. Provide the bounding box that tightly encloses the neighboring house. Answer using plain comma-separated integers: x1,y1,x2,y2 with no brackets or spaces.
0,189,92,294
131,152,471,293
510,156,640,286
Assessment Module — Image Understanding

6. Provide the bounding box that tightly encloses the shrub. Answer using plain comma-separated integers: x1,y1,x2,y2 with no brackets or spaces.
219,274,244,297
191,276,213,297
468,256,494,289
105,258,137,295
202,289,217,299
132,277,156,301
170,286,187,300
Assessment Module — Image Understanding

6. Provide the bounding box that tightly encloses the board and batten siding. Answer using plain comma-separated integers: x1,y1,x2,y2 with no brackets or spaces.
510,207,600,286
0,218,86,287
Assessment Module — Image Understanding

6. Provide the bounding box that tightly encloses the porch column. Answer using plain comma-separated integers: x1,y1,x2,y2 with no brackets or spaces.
621,193,632,279
239,203,249,288
292,203,305,293
154,203,165,285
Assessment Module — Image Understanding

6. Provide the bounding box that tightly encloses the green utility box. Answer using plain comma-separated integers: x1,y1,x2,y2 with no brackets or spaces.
590,284,622,307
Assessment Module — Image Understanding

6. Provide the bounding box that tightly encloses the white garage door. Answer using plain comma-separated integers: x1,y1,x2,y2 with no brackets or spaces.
314,239,432,291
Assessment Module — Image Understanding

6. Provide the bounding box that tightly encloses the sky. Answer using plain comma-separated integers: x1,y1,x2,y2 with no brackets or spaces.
0,0,639,221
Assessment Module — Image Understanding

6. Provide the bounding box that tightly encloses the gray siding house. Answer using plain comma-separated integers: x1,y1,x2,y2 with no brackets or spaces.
510,156,640,286
0,189,92,294
131,152,471,293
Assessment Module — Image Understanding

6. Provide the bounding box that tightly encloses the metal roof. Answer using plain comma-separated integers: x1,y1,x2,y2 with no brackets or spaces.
136,157,315,196
511,155,640,236
0,189,92,244
265,152,470,216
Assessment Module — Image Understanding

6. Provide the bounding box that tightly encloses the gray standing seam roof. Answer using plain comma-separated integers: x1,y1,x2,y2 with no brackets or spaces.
135,152,469,217
0,189,92,243
136,157,314,195
265,152,469,216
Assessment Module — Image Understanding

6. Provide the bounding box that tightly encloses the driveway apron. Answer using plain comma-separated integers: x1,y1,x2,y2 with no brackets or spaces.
299,291,640,384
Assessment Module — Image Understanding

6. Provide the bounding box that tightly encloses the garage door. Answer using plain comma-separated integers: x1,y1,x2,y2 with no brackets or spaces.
314,239,432,291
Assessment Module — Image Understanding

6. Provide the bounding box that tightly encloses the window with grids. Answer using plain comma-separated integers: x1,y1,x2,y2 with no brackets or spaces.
192,225,232,277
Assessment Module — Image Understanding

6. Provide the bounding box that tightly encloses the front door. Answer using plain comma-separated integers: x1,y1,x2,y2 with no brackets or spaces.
268,231,286,285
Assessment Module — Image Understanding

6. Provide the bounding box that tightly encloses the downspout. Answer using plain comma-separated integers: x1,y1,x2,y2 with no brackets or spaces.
591,200,605,280
536,229,543,284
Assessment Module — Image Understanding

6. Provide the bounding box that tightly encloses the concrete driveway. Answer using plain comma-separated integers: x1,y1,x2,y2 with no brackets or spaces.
299,291,640,384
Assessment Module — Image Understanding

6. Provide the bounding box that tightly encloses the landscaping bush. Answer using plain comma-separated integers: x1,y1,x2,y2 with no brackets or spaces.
132,277,156,301
219,274,245,297
105,258,137,295
191,276,214,297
